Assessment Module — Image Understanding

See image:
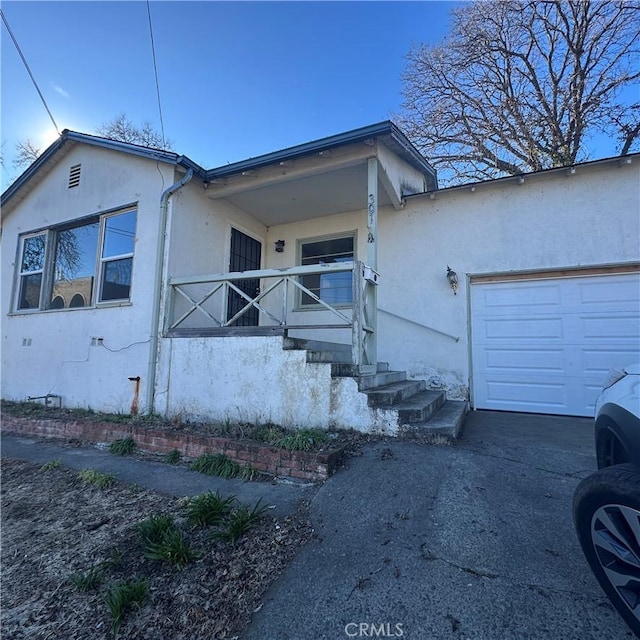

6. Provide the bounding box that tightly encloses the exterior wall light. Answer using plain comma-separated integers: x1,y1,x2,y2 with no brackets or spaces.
274,239,285,253
446,266,459,294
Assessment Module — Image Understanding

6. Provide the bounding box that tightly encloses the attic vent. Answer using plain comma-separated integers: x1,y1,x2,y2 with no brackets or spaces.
68,164,81,188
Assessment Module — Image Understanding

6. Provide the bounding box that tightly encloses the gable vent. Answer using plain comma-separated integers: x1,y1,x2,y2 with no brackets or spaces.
68,164,82,188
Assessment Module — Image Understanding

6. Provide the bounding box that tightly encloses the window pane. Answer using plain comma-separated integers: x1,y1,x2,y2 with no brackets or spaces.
300,236,354,305
52,222,99,308
100,258,132,301
301,237,353,264
103,211,136,258
18,273,42,309
21,234,46,272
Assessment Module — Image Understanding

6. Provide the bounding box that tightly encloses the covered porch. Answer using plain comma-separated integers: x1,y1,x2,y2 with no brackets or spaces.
162,122,437,375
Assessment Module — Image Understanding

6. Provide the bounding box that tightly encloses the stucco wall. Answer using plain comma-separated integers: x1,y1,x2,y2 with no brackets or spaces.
1,145,175,412
155,335,334,428
377,161,640,399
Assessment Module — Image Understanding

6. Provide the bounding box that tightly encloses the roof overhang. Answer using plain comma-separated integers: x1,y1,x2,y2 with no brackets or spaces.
1,130,203,217
201,122,437,225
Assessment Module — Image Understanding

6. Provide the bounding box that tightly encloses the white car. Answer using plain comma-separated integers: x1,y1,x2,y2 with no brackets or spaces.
573,364,640,637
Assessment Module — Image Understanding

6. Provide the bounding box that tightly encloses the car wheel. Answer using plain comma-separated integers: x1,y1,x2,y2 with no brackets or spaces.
573,464,640,637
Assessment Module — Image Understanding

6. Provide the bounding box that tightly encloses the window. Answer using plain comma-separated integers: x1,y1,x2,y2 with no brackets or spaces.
14,208,137,312
17,233,46,310
299,235,354,306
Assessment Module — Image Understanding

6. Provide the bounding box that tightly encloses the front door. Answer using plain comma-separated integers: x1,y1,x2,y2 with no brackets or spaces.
227,228,262,326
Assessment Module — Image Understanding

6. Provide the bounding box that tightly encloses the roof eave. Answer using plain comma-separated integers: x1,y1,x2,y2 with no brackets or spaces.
204,121,436,182
0,130,205,210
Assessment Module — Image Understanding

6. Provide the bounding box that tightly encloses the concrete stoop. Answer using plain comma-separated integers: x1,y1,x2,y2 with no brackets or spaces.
283,337,468,439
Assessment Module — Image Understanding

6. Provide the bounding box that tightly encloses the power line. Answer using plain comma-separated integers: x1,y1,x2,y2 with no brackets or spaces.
146,1,166,149
1,9,61,137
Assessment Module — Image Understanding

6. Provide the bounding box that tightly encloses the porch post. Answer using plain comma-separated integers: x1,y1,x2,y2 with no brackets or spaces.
364,157,378,372
367,157,378,270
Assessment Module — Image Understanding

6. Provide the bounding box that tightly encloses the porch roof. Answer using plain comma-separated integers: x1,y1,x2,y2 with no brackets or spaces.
204,121,436,184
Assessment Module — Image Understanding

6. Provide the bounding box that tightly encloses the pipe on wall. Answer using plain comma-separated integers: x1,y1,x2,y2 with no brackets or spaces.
145,168,194,414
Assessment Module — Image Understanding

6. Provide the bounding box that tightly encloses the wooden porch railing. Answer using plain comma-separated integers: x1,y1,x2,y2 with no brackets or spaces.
165,261,379,373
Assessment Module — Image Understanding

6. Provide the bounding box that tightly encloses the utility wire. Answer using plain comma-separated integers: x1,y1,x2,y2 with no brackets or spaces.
146,1,166,149
1,9,61,136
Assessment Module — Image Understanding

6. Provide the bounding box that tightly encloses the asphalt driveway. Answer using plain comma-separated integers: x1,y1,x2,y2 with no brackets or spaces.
242,410,634,640
2,410,634,639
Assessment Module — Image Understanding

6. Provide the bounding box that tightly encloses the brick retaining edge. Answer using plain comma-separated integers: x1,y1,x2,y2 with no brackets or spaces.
1,416,346,482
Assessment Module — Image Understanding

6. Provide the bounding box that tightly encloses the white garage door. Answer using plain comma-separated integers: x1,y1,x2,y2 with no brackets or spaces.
471,271,640,417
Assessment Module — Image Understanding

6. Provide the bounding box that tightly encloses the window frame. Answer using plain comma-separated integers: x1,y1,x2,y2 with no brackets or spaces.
12,205,137,314
295,231,357,311
16,231,49,311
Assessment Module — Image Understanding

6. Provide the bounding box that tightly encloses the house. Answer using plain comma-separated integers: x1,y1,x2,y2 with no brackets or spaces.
2,123,639,435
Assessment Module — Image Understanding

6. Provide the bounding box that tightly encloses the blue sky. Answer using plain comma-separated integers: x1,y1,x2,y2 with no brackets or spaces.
1,0,458,190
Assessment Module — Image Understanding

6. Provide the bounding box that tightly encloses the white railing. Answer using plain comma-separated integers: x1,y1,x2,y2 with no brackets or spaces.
165,261,379,373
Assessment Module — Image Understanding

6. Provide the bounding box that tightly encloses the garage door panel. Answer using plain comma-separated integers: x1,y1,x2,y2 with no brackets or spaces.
581,314,640,340
481,283,561,310
471,272,640,417
581,347,640,374
483,348,565,373
480,378,568,412
478,317,564,340
577,278,640,310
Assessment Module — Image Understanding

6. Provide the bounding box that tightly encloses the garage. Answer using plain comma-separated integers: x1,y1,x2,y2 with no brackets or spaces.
470,269,640,417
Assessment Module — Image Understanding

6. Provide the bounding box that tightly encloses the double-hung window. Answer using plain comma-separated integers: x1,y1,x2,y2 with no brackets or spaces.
17,233,47,309
15,208,137,312
299,234,355,307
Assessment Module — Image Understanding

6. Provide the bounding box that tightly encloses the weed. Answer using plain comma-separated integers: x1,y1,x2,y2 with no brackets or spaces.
191,453,254,479
69,567,102,591
138,513,175,545
275,428,329,451
102,548,124,571
165,449,181,464
185,491,236,527
213,498,269,545
252,425,282,444
40,459,63,471
142,527,199,569
253,426,329,451
104,577,147,636
138,514,199,568
78,469,115,489
109,437,136,455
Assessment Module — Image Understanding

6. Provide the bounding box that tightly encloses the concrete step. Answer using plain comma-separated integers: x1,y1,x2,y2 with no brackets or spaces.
307,350,352,364
400,401,469,442
357,370,407,391
365,379,426,408
330,362,390,376
394,390,446,424
283,338,350,352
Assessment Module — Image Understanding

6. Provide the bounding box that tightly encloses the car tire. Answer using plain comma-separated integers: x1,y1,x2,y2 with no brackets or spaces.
573,463,640,637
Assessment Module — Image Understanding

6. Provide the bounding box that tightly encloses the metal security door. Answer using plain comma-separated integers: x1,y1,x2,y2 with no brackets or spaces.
227,228,262,326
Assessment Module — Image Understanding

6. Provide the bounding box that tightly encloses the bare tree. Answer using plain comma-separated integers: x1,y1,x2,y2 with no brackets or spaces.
399,0,640,185
96,113,171,149
13,139,41,169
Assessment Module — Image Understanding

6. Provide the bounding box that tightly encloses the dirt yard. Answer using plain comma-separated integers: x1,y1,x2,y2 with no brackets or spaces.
1,457,312,639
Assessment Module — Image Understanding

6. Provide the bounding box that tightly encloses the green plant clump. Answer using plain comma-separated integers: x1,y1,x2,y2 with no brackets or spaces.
165,448,181,464
142,527,199,569
213,498,269,545
78,469,116,489
186,491,236,527
40,459,63,471
104,577,148,635
191,453,255,480
274,428,329,451
69,567,102,592
109,437,136,455
138,514,199,569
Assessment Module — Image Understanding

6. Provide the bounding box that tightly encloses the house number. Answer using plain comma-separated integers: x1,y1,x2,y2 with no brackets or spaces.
368,193,376,228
